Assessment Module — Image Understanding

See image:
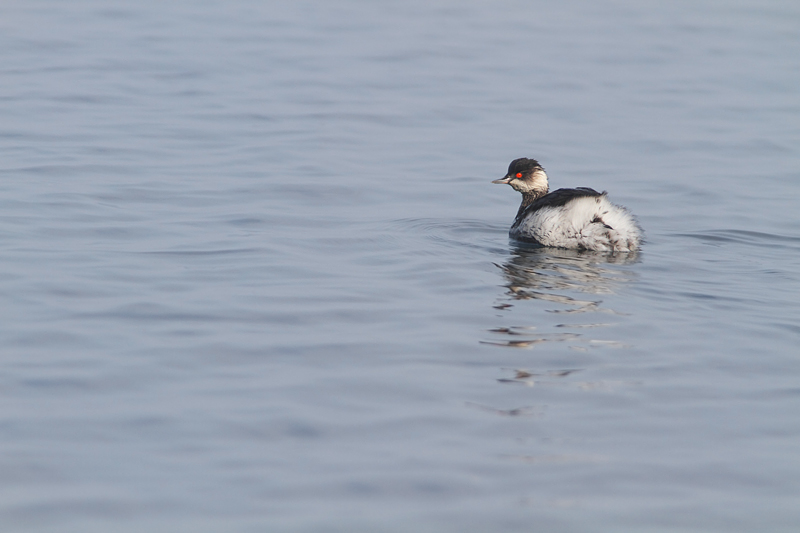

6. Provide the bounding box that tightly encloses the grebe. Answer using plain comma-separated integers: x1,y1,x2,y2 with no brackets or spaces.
493,158,642,252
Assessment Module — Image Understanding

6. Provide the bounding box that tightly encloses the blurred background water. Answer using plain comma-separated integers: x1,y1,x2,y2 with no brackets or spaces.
1,1,799,531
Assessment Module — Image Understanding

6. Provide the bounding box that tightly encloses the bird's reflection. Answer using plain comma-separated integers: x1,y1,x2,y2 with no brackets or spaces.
496,245,639,311
483,245,639,355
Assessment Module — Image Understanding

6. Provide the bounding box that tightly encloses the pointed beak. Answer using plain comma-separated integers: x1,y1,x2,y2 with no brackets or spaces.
492,175,512,184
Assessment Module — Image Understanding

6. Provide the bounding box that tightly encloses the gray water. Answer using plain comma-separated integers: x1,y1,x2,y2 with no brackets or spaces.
2,1,800,531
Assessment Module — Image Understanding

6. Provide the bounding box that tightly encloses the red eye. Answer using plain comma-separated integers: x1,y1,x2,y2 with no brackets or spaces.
516,173,522,178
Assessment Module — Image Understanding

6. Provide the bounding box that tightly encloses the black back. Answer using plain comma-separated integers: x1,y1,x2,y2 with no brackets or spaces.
517,187,604,220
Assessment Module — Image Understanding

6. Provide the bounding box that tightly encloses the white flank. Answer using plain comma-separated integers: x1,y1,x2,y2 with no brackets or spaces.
511,195,642,252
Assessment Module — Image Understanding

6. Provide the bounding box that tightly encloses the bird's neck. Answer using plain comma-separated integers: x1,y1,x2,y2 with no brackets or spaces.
516,188,549,218
514,169,549,218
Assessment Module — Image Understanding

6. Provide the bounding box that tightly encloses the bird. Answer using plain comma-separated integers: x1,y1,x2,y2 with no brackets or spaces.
493,158,642,252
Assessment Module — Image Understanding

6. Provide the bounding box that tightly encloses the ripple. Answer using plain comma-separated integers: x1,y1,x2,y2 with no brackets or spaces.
464,402,544,417
142,247,262,256
389,217,507,253
497,368,640,390
482,328,630,350
675,229,800,250
480,332,580,348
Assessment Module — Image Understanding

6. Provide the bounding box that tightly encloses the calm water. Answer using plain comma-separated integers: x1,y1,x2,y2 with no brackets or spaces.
2,1,800,531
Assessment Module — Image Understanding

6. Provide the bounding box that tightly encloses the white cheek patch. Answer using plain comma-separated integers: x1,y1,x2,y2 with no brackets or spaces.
508,169,549,195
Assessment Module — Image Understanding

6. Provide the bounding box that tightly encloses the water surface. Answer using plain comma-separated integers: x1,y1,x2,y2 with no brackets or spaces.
1,1,800,531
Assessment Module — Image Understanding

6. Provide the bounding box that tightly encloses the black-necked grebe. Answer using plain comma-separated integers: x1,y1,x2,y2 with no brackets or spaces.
493,158,642,252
